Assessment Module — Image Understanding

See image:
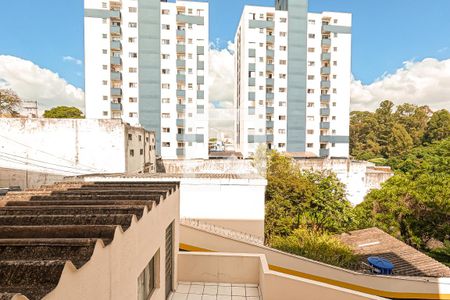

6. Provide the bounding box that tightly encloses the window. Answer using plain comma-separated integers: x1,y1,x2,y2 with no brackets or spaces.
129,67,137,73
162,54,170,59
102,49,107,54
102,2,107,8
333,74,337,79
102,65,108,70
162,98,170,104
333,88,337,94
128,134,133,141
129,7,137,13
308,75,315,80
279,115,286,121
129,97,137,103
307,116,314,121
129,52,138,58
279,101,286,107
279,88,286,93
279,74,286,79
279,46,286,51
162,39,170,45
307,102,314,107
333,61,338,66
308,48,315,53
307,143,314,148
162,83,170,89
102,111,108,116
162,113,170,118
308,19,316,25
308,61,315,66
162,142,170,147
307,129,314,134
102,18,107,24
129,22,137,28
103,96,108,101
332,143,336,147
129,82,137,88
332,116,336,120
333,102,337,107
162,24,170,30
278,143,286,148
259,28,264,34
188,83,193,90
278,129,286,134
129,112,138,118
188,38,193,44
162,128,170,133
102,34,107,39
280,32,287,37
162,69,170,74
308,34,315,39
279,60,287,65
129,149,135,157
129,37,136,43
307,89,314,94
140,149,144,155
162,9,170,15
280,18,287,23
102,80,108,85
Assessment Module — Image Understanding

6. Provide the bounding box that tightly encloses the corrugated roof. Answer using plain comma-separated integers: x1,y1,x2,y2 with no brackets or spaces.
0,181,179,300
338,228,450,277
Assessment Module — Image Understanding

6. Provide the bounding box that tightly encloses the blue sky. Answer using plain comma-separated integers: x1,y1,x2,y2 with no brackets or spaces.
0,0,449,91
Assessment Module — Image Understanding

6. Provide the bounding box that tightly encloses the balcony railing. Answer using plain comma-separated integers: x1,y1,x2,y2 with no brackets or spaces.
176,119,185,127
111,71,122,81
320,148,330,157
321,67,331,75
266,93,274,100
320,108,330,116
111,88,122,96
110,40,122,50
320,122,331,129
321,81,331,89
321,53,331,61
197,90,205,99
320,94,331,102
177,44,186,53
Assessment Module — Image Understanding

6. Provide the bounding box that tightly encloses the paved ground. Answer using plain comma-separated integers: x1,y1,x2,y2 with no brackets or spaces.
170,282,261,300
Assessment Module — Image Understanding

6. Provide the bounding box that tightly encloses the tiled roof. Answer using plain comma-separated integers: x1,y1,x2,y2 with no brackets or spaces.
0,181,179,300
338,228,450,277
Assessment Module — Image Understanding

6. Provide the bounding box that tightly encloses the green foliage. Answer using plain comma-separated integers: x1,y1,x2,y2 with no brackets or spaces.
427,241,450,268
0,88,21,115
265,151,354,242
350,101,448,160
43,106,84,119
271,229,359,269
355,138,450,249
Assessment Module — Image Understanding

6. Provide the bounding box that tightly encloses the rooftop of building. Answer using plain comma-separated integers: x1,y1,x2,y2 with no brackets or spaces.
338,227,450,278
0,181,179,300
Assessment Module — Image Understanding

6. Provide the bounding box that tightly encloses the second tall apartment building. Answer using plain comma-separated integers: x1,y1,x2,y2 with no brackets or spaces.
85,0,209,159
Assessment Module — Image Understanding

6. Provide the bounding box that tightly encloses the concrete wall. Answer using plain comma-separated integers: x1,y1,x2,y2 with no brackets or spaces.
43,188,180,300
0,167,64,190
178,252,385,300
158,159,257,174
180,224,450,300
0,119,156,177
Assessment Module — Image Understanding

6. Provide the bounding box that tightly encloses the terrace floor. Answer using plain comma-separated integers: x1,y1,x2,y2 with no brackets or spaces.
170,282,261,300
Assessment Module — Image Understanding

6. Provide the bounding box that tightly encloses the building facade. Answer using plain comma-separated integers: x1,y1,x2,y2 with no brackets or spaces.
84,0,209,159
234,3,351,158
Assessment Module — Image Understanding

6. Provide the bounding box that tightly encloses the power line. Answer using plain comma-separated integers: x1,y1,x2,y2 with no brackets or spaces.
0,154,83,175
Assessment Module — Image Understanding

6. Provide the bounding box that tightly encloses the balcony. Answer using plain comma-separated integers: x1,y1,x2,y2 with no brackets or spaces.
320,94,331,102
248,107,256,115
266,120,274,128
266,78,274,86
266,64,274,72
176,29,185,37
321,53,331,61
248,78,256,86
111,71,122,81
110,102,122,111
177,134,204,143
176,148,185,156
321,39,331,47
266,106,274,114
176,104,186,112
111,56,121,66
197,76,204,85
176,74,186,82
110,25,121,35
321,67,331,75
320,122,331,129
249,19,274,29
266,49,275,58
322,24,352,34
197,90,205,99
249,63,256,72
321,81,331,89
320,135,349,143
176,59,186,68
198,61,205,70
176,90,186,98
266,93,274,100
197,46,205,55
320,148,330,157
110,10,121,19
176,119,185,127
248,92,255,101
320,108,330,116
177,44,186,53
266,35,275,43
249,49,256,58
111,88,122,96
110,40,122,50
176,14,205,25
267,134,274,142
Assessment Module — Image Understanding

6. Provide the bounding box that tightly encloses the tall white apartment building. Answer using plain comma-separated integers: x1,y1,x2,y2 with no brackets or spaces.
234,2,352,158
84,0,209,159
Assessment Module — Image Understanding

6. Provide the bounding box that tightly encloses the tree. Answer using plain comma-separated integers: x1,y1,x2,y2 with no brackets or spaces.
394,104,430,146
43,106,84,119
0,89,21,116
385,123,413,157
423,109,450,144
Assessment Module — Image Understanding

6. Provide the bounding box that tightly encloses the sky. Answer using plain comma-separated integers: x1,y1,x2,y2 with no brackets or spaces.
0,0,449,116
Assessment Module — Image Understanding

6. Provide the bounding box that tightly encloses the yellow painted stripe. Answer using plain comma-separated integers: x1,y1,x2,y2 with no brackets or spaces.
179,243,450,300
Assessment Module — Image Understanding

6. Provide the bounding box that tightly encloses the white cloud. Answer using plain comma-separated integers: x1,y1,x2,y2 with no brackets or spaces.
63,56,83,65
209,42,236,138
351,58,450,111
0,55,84,113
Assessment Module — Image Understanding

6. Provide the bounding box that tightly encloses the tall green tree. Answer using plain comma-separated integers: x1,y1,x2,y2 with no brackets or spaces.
423,109,450,144
386,123,414,157
394,104,430,146
43,106,84,119
0,89,21,116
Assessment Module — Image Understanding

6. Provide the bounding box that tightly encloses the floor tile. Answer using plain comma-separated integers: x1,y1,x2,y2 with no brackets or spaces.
231,283,245,287
189,284,205,295
245,287,259,296
187,294,202,300
202,295,217,300
205,282,218,286
218,283,231,287
172,293,188,300
176,284,191,294
218,286,232,296
217,296,232,300
192,282,205,285
231,287,245,296
231,297,246,300
245,283,258,288
247,297,260,300
204,285,218,295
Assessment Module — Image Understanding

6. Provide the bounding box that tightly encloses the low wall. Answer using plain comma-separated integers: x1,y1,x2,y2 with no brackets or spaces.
0,167,64,190
158,159,257,174
180,223,450,300
178,252,384,300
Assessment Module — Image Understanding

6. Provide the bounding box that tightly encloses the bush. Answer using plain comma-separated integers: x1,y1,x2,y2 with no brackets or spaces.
270,229,359,269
